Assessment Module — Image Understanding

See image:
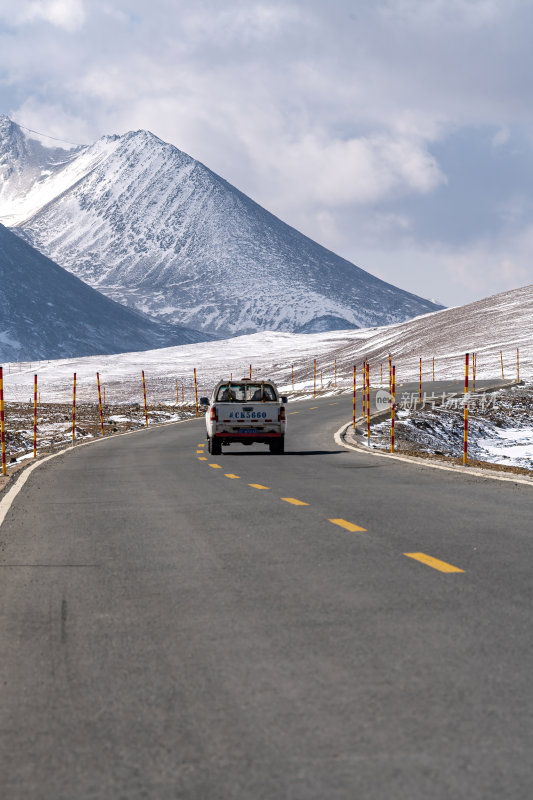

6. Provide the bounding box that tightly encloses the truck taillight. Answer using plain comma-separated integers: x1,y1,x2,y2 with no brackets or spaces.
279,405,286,422
210,406,218,422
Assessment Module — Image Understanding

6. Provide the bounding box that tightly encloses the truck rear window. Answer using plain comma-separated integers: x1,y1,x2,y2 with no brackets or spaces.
216,383,277,402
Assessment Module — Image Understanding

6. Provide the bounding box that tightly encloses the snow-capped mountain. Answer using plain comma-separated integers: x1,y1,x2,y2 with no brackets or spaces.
0,115,443,337
0,223,210,362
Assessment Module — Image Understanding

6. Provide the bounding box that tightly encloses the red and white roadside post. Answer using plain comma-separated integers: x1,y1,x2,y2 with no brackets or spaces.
0,367,6,476
72,372,77,442
313,359,317,399
463,353,469,466
391,365,396,453
291,365,294,390
176,379,179,405
193,368,199,417
366,361,370,439
96,372,105,436
362,362,366,418
500,350,504,380
388,353,392,407
366,361,370,417
142,370,149,427
352,365,356,429
33,374,37,458
517,348,520,383
249,364,252,380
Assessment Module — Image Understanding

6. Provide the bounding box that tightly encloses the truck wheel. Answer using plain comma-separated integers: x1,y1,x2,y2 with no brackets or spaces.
269,437,284,454
210,437,222,455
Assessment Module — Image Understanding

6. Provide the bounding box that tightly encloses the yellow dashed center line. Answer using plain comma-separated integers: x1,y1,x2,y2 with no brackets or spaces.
289,411,300,415
329,402,338,405
329,518,367,532
309,406,318,409
197,444,205,448
199,458,466,574
404,552,464,573
196,450,204,454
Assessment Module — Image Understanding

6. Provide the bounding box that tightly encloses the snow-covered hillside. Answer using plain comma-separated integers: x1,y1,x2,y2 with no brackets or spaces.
0,116,442,337
320,283,533,386
0,223,210,362
2,284,531,403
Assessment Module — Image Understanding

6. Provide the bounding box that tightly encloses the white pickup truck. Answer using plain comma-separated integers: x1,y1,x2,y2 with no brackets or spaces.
200,379,288,455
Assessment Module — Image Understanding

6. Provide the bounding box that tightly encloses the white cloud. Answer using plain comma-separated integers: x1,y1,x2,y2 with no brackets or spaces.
257,132,446,208
381,0,509,28
11,97,91,144
492,127,510,148
2,0,533,306
2,0,86,31
183,3,303,45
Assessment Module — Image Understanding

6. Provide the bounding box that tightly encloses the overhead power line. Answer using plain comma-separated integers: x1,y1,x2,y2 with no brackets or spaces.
11,119,85,147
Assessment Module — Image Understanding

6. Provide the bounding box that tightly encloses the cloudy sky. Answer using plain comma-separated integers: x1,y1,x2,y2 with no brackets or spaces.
1,0,533,307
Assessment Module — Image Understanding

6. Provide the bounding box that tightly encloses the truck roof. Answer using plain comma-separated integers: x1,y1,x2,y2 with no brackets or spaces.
216,378,276,385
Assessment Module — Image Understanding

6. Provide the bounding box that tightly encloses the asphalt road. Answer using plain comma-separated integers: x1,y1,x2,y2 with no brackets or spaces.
1,381,532,799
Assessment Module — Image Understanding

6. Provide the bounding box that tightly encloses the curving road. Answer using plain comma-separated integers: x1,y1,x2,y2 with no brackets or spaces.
1,385,532,799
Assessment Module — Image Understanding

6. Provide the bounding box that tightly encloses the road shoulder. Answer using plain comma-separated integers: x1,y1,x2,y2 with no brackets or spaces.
335,420,533,488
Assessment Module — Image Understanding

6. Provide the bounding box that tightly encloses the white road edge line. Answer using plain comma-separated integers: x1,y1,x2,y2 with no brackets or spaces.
334,421,533,488
0,416,199,530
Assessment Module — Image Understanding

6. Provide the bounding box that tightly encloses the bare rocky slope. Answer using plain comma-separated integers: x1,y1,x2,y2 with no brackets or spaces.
0,223,210,362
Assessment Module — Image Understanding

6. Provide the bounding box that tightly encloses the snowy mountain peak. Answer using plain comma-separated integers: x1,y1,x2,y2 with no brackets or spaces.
0,117,444,337
123,128,164,145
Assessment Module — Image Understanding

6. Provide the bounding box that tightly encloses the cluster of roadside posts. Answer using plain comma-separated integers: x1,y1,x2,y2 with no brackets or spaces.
0,363,254,474
0,349,522,476
347,348,521,465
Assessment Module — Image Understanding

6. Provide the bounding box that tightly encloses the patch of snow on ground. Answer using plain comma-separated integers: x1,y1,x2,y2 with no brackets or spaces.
477,429,533,465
